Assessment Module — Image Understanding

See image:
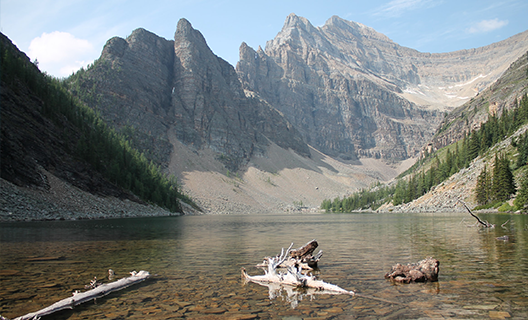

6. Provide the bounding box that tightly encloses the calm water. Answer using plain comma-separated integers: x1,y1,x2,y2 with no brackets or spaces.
1,212,527,319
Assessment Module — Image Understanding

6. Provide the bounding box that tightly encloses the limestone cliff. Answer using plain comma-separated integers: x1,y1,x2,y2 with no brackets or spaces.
68,19,309,172
236,14,528,161
65,15,528,214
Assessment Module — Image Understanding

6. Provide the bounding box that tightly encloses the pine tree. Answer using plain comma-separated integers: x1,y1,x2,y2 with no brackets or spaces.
475,165,490,205
392,180,407,205
516,131,528,168
468,130,480,161
492,153,516,202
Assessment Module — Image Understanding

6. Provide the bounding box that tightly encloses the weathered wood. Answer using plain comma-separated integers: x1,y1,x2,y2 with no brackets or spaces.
459,200,494,228
242,265,354,295
2,270,149,320
385,257,439,283
257,240,323,270
243,244,354,296
290,239,317,259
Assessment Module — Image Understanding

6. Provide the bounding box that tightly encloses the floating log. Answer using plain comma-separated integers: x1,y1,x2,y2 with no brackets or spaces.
1,270,149,320
243,243,354,296
385,257,439,283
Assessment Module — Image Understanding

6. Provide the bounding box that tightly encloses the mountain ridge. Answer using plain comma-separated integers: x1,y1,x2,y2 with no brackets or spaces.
238,13,528,161
68,14,528,213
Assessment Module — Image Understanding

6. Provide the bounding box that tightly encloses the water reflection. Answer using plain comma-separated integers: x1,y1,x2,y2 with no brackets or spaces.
1,213,527,319
244,280,350,310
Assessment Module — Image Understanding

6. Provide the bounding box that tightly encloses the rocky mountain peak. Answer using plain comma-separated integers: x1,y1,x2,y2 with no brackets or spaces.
266,13,331,55
282,13,316,31
175,18,208,45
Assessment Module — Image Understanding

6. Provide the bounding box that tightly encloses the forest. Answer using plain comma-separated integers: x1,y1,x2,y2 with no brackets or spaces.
322,94,528,213
1,42,191,212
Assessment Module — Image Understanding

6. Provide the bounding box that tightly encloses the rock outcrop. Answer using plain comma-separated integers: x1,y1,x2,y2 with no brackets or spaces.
0,33,178,221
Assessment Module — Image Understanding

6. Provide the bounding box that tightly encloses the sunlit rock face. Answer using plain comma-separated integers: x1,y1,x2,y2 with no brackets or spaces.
75,14,528,165
237,14,528,160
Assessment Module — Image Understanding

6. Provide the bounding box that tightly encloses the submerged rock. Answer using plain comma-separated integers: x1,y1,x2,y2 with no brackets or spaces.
385,257,440,283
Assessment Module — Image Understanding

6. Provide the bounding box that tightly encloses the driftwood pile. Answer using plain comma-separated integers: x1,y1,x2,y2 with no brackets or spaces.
384,257,440,283
242,240,354,296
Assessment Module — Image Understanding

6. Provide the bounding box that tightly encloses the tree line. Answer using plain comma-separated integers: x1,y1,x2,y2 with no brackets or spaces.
322,94,528,212
1,42,191,212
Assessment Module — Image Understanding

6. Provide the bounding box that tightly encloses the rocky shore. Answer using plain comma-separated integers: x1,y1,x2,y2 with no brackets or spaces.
0,170,181,222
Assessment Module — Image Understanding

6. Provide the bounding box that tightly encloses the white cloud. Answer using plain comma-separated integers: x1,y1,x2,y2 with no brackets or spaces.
373,0,438,17
467,18,509,34
28,31,96,77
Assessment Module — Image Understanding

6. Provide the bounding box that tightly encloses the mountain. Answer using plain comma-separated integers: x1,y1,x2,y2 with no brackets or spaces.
65,15,528,214
430,50,528,152
237,14,528,160
376,51,528,213
0,33,185,221
68,20,309,173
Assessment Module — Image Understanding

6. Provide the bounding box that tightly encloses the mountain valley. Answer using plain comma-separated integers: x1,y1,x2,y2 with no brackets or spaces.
2,14,528,217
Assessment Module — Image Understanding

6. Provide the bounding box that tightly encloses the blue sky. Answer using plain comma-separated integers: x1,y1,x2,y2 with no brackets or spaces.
2,0,527,78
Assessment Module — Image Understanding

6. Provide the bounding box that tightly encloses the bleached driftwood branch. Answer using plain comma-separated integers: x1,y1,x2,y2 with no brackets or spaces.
242,265,354,295
242,243,354,296
3,270,149,320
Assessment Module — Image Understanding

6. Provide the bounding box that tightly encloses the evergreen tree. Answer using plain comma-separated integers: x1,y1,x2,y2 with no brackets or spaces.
475,165,490,205
392,180,407,206
516,131,528,168
492,153,516,202
468,130,480,160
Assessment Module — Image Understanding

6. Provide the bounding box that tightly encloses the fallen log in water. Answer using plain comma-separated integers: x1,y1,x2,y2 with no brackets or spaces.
458,200,495,228
1,270,150,320
385,258,439,283
243,243,354,295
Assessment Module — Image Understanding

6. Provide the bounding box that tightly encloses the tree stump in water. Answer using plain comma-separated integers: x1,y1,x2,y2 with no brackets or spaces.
289,239,322,268
385,257,439,283
257,239,323,270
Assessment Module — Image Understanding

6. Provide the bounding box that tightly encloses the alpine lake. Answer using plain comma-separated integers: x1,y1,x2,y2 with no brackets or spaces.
1,212,527,319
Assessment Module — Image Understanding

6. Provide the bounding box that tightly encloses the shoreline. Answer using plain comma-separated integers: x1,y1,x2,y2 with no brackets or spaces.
0,177,182,223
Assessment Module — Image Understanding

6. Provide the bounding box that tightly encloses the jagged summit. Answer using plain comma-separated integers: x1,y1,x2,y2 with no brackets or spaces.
74,17,311,172
282,13,317,31
266,13,334,55
175,18,208,45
